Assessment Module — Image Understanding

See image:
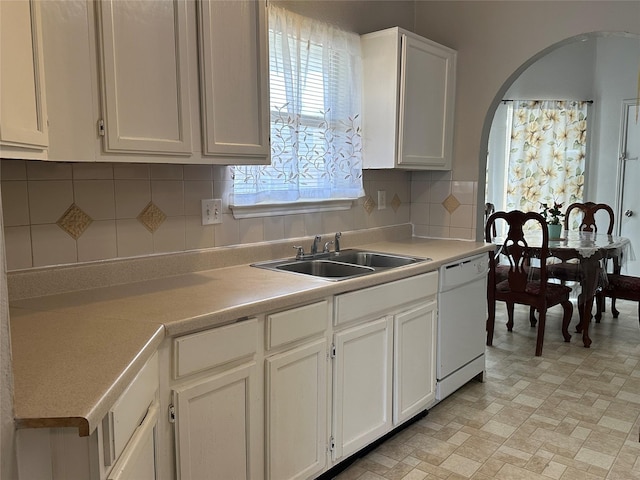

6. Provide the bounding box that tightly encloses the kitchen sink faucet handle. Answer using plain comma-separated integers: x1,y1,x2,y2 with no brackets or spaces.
323,240,334,253
293,245,305,259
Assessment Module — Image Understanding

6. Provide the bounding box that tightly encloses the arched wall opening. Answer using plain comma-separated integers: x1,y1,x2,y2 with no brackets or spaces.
476,31,640,241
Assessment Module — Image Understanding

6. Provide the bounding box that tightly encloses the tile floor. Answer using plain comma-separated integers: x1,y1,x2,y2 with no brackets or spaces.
333,299,640,479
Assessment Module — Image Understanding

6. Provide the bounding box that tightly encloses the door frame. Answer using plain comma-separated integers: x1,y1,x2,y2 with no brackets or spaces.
615,99,639,236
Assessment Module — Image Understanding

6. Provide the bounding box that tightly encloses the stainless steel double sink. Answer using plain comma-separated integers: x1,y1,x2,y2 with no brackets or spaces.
252,249,430,281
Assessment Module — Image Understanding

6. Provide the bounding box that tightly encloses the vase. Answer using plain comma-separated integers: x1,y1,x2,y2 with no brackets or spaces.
547,223,562,239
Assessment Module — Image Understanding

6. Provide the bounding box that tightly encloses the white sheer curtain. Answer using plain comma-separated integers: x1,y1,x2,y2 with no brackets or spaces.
232,5,364,206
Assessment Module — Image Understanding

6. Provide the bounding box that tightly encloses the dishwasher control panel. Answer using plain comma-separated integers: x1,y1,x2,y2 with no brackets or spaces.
438,254,488,292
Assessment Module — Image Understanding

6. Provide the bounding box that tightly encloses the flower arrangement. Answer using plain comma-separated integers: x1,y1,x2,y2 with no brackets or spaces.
540,201,564,226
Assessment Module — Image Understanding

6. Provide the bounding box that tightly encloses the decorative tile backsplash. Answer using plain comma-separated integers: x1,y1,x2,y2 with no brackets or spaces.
137,202,167,233
442,193,461,214
390,193,402,213
57,204,92,239
411,171,477,240
363,195,376,214
1,160,442,270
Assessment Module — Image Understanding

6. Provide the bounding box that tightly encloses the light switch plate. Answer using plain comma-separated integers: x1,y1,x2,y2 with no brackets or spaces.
202,199,222,225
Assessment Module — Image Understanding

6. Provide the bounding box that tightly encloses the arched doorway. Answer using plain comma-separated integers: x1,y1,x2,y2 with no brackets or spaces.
478,32,640,247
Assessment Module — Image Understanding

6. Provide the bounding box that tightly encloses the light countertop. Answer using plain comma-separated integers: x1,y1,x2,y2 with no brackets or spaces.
9,235,492,436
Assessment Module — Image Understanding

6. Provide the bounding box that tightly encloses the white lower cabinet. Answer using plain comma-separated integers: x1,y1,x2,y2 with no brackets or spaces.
170,318,262,480
173,362,260,480
264,300,330,480
331,272,438,465
266,338,328,480
393,301,437,425
106,403,159,480
332,316,393,460
15,272,442,480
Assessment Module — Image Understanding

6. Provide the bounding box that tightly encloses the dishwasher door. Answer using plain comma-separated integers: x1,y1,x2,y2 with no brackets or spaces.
437,254,487,382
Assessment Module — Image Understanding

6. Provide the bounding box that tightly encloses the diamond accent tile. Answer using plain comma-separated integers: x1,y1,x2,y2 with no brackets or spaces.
390,193,402,212
137,202,166,233
56,203,93,239
363,195,376,214
442,194,461,214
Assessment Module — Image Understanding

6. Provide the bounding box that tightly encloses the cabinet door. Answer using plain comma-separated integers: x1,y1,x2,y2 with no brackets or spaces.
96,0,192,155
266,339,327,480
173,362,260,480
107,403,159,480
333,316,393,460
198,0,270,163
398,34,455,169
39,0,98,162
0,0,48,155
393,301,437,425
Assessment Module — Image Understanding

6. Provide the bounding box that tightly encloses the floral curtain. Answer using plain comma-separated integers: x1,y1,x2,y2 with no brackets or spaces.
505,100,588,228
232,6,364,206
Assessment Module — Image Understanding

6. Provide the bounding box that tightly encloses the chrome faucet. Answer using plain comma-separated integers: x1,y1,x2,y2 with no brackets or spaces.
323,241,334,253
310,235,322,255
334,232,342,253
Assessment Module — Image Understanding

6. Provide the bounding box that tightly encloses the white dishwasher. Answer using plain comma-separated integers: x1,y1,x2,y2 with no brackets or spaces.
436,253,488,402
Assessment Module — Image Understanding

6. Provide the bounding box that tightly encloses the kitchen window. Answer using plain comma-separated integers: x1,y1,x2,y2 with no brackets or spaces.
231,5,364,217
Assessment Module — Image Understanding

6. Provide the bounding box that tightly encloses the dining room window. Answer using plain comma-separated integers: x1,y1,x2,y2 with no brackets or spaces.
231,5,364,210
487,100,589,231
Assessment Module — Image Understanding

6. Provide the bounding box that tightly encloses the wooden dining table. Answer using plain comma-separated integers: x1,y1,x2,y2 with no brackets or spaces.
494,230,634,349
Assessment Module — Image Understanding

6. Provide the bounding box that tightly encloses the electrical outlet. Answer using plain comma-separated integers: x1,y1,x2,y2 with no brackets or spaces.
377,190,387,210
201,199,222,225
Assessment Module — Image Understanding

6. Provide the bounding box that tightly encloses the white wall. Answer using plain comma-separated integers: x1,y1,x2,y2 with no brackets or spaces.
591,35,640,210
505,38,595,101
412,0,640,239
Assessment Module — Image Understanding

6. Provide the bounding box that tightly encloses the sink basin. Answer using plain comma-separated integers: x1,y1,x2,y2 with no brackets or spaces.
328,250,418,268
252,248,429,281
275,260,374,279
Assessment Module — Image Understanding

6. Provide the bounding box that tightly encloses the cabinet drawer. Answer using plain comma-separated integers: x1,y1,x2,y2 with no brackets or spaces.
104,352,158,465
266,301,328,350
107,402,158,480
174,318,258,379
335,272,438,326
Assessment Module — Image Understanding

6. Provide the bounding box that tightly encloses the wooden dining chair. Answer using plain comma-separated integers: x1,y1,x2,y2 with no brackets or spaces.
595,274,640,323
486,210,573,356
547,201,614,282
547,202,617,319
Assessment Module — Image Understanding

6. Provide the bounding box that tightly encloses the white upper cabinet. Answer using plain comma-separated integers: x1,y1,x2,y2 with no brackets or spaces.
198,0,270,163
0,0,48,159
96,0,193,156
39,0,269,164
361,27,456,170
